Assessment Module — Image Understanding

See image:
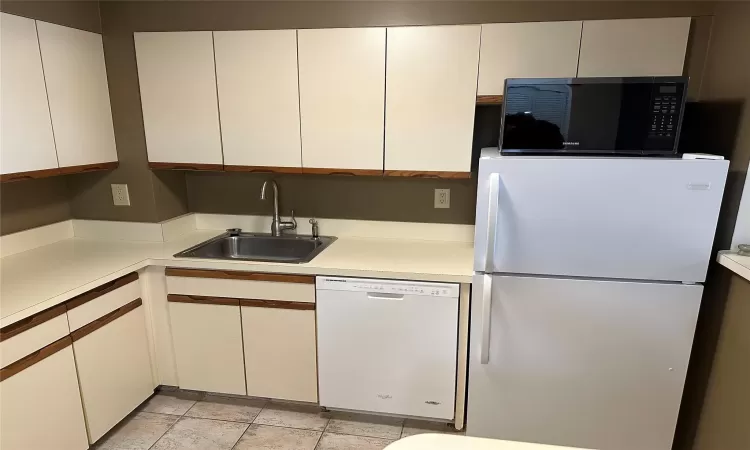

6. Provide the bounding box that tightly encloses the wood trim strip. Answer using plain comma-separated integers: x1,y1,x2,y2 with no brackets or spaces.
165,268,315,284
149,162,224,171
302,168,383,176
0,305,67,343
0,336,72,382
70,299,142,342
167,294,240,307
225,165,303,174
0,162,119,183
476,95,504,104
239,298,315,310
65,272,139,311
384,170,472,179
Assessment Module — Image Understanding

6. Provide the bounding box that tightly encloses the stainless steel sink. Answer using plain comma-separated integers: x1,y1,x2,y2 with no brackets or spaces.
174,232,336,264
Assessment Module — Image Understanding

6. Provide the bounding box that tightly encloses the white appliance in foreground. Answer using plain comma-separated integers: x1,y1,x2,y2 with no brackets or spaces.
467,149,729,450
317,276,460,420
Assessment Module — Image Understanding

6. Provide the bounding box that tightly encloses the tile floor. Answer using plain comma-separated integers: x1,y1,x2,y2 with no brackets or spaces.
94,390,462,450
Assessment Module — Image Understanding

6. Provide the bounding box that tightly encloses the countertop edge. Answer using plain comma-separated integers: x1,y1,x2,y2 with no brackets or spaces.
717,251,750,282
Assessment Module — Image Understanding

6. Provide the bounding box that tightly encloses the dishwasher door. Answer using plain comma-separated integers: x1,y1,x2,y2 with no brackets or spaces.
316,277,460,420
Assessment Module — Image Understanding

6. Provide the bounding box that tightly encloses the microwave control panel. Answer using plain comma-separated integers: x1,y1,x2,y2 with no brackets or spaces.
650,84,684,139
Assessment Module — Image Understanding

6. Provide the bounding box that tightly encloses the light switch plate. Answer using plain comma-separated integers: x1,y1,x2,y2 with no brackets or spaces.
434,189,450,209
111,184,130,206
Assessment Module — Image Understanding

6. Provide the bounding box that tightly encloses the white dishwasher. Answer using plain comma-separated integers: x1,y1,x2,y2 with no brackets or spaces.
316,276,460,420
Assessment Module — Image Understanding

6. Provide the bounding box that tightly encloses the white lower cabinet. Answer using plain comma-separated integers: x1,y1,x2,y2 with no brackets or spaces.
241,303,318,402
0,340,89,450
168,297,246,395
72,302,155,443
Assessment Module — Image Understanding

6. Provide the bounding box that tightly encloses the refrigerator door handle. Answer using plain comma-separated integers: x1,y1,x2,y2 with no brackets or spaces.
483,173,501,272
479,274,493,364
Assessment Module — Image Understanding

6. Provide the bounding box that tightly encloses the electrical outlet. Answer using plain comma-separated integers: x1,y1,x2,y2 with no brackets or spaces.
434,188,450,209
111,184,130,206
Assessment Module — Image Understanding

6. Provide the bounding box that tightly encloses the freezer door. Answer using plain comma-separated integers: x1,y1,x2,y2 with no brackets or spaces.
474,155,728,282
467,275,702,450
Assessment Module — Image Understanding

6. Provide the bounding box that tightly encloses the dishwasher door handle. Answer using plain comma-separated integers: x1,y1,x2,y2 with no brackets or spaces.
366,292,405,300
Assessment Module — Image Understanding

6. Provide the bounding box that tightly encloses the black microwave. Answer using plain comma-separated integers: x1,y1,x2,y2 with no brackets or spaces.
499,77,687,156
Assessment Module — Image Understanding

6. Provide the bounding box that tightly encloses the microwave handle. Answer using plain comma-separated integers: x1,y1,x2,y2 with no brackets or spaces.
483,173,501,272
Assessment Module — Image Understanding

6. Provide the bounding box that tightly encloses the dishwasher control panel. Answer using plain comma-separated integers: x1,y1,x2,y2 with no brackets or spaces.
316,276,460,298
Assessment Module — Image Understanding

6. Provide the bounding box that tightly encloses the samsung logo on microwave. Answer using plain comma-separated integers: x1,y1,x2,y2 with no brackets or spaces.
563,141,580,146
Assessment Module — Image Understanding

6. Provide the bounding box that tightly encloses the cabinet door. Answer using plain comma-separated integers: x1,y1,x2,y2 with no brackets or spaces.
578,18,690,77
168,298,246,395
214,30,301,170
134,32,222,165
0,341,89,450
478,21,582,95
298,28,385,172
0,13,58,175
385,25,480,174
36,21,117,168
241,304,317,402
72,302,154,443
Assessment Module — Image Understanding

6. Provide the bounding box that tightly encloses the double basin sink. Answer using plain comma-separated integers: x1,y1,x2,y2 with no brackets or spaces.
175,232,336,264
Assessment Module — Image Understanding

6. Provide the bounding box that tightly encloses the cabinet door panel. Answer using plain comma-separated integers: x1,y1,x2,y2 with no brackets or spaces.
578,18,690,77
242,306,317,402
0,13,58,175
37,21,117,167
478,21,582,95
298,28,385,171
0,344,88,450
169,301,246,395
134,32,222,165
385,25,480,173
214,30,301,169
73,305,154,443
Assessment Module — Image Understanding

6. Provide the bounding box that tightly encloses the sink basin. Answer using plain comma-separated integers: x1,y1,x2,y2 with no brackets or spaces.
174,233,336,264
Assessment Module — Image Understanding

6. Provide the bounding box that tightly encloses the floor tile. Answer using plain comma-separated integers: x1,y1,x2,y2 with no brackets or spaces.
401,419,462,438
325,412,403,439
140,392,202,416
233,424,321,450
315,432,394,450
151,417,248,450
95,412,178,450
185,395,266,423
253,402,329,431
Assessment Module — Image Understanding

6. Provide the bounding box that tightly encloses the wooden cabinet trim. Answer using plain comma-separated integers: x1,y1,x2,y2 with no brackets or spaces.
239,298,316,310
0,162,118,183
70,299,142,342
0,305,67,343
0,336,72,381
384,170,472,179
149,162,223,171
476,95,504,104
65,272,139,311
302,168,383,176
167,294,240,307
165,268,315,284
225,165,304,174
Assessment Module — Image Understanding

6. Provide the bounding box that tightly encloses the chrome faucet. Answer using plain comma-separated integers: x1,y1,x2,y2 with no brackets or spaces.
260,180,296,236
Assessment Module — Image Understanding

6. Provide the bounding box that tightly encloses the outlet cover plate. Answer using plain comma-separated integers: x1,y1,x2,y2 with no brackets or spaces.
434,189,450,209
111,184,130,206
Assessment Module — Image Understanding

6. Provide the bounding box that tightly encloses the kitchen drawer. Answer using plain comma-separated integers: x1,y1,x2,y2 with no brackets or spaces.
166,268,315,303
66,272,140,331
0,305,69,368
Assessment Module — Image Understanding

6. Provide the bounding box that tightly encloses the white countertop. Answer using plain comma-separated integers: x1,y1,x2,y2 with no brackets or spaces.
717,251,750,282
386,434,588,450
0,230,474,327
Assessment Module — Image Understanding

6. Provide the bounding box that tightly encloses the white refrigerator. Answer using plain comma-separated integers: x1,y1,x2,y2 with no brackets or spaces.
467,149,729,450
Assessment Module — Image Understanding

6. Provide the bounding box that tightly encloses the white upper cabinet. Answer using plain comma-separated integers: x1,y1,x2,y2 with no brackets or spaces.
578,17,691,77
478,21,583,95
134,31,222,165
214,30,302,170
298,28,385,171
0,13,58,175
385,25,481,174
36,21,117,168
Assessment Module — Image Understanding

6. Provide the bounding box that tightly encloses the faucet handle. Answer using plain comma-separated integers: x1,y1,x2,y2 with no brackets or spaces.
309,218,319,239
289,209,297,228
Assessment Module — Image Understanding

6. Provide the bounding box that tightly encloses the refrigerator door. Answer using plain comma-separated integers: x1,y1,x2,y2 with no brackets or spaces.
474,153,728,282
467,274,702,450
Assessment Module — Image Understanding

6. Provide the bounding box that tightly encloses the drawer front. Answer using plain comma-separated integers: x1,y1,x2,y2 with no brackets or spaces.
0,306,69,368
67,274,140,331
